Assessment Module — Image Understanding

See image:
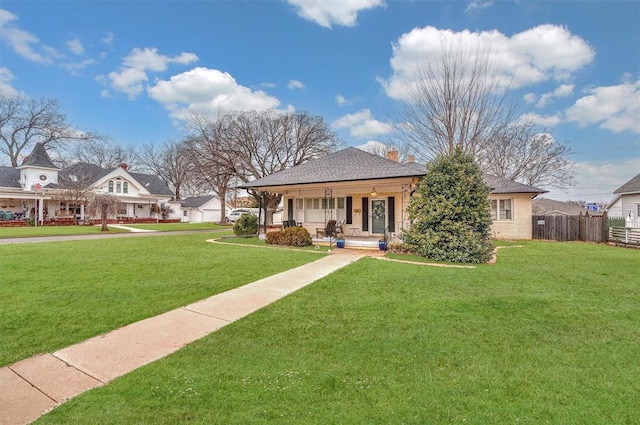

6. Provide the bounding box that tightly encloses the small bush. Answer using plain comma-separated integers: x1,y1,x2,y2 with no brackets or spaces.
233,214,258,236
387,242,412,254
266,226,312,247
265,230,284,245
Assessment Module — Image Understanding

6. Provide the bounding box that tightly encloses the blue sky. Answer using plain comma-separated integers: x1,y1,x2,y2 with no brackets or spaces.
1,0,638,202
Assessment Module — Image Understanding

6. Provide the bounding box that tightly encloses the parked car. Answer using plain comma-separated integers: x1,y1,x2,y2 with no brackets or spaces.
226,208,259,223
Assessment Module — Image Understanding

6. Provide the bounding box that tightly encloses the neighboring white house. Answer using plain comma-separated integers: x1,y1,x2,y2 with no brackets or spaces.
180,195,230,223
0,143,177,223
607,172,640,226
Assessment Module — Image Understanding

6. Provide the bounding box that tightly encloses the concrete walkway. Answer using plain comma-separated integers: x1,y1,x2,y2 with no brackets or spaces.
0,250,365,425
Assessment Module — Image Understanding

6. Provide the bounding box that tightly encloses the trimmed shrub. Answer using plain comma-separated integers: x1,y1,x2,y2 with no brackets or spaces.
233,213,258,236
265,230,284,245
266,226,312,247
387,242,412,254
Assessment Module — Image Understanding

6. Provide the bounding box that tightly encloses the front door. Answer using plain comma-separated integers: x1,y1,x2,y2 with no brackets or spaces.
371,199,386,234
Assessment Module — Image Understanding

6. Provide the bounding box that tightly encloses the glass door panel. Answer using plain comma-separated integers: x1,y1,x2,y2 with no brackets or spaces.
371,199,386,234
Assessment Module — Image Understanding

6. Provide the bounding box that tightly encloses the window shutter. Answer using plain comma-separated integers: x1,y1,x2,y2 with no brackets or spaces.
388,196,395,232
346,196,352,224
362,197,369,231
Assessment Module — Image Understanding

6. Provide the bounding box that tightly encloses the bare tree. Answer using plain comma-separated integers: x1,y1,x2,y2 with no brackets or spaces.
394,41,518,162
63,139,140,170
186,106,342,226
53,163,102,224
477,122,575,188
187,109,341,225
139,140,194,200
0,95,103,166
86,193,122,231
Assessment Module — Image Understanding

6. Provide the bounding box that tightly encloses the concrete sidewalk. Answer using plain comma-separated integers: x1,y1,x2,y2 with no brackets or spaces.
0,250,365,425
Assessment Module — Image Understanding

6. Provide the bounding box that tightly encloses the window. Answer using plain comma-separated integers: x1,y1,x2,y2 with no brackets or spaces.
108,181,114,193
301,197,346,223
116,182,121,193
123,182,128,194
491,199,513,221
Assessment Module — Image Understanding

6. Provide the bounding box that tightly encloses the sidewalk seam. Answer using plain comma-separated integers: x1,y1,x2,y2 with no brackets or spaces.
7,366,58,404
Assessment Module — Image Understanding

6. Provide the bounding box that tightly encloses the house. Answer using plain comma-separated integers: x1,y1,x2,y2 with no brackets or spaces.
240,147,546,240
180,195,231,223
0,143,176,224
532,198,599,216
607,172,640,224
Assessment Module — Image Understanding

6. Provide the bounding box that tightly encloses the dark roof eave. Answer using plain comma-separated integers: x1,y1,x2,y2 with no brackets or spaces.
237,174,426,190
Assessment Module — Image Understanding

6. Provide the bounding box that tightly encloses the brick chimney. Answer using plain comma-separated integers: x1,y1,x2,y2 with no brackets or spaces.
407,155,415,163
386,150,399,162
119,163,128,171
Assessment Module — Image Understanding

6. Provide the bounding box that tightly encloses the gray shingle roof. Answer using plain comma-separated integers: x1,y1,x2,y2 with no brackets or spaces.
0,166,21,188
58,163,110,188
532,198,591,215
181,195,215,208
240,147,546,195
129,172,174,197
613,173,640,194
21,143,59,169
240,147,427,188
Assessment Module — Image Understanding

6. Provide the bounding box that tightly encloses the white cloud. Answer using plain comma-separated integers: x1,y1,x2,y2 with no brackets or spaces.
287,0,385,28
66,38,84,55
102,32,114,45
536,84,574,107
523,92,537,104
104,47,198,98
148,67,281,120
356,140,392,156
0,8,59,64
465,0,494,14
382,25,594,101
565,78,640,134
542,158,640,203
62,58,98,74
0,67,19,96
336,94,346,105
288,79,305,90
517,112,562,128
333,109,393,138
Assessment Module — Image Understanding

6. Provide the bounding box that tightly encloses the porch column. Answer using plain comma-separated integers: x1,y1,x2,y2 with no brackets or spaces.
38,197,44,224
80,204,85,220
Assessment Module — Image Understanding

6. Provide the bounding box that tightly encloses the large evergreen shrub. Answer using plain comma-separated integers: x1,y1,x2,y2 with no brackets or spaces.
233,214,258,236
402,148,494,263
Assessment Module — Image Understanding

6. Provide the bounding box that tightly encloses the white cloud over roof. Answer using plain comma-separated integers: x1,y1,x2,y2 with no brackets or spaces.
333,108,393,138
104,47,198,99
287,0,385,28
147,67,280,119
565,78,640,134
382,24,594,101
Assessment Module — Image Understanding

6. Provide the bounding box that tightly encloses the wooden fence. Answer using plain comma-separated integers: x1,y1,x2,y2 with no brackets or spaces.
532,214,607,243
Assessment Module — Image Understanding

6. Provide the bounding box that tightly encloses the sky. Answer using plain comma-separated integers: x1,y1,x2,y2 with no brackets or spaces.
0,0,638,203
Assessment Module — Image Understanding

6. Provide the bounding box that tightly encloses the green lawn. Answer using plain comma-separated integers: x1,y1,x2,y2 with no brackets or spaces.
123,222,232,231
34,241,640,424
0,225,129,238
0,234,323,366
0,222,230,238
